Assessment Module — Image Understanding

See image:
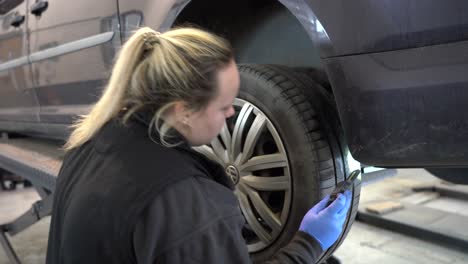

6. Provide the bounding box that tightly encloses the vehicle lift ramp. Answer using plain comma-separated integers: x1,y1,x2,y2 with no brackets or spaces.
0,135,63,264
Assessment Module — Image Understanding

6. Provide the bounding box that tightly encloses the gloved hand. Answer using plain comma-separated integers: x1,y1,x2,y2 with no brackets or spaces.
299,190,352,251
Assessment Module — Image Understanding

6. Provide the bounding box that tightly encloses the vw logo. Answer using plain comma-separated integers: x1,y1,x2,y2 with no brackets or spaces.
225,165,240,185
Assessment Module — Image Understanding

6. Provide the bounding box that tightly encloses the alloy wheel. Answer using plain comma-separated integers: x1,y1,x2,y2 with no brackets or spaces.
194,98,292,252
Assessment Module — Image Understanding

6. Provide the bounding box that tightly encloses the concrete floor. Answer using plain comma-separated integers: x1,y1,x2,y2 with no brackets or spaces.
334,169,468,264
1,169,468,264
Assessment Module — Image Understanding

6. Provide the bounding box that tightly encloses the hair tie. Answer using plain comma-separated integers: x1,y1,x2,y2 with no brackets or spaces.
142,31,161,52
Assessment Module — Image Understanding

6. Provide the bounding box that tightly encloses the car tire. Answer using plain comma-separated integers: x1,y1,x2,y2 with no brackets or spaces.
195,64,361,263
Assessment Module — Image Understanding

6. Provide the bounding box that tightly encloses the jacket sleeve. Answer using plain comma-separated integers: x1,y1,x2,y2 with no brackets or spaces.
153,221,324,264
262,231,324,263
132,177,323,264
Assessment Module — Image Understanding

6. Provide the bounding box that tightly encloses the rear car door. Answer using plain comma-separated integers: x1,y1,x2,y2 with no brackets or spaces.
0,0,38,124
27,0,120,130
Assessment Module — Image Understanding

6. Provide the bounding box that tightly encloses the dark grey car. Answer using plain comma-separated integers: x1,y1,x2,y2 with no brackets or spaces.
0,0,467,262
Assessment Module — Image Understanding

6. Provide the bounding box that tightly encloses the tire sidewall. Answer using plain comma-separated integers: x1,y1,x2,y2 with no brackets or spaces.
238,69,325,261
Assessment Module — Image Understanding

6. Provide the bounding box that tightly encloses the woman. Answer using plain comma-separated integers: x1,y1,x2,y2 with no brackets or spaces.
46,26,352,264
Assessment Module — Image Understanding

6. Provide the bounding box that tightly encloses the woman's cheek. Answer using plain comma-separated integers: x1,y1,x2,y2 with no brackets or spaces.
219,114,226,129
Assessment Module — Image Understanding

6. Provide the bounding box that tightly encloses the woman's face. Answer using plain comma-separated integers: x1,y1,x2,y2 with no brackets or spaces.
185,60,240,146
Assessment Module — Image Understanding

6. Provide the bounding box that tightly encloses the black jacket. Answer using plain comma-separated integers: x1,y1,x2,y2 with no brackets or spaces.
46,112,323,263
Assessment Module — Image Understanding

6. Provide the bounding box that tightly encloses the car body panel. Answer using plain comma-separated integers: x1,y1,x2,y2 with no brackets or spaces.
324,41,468,167
281,0,468,58
118,0,189,40
0,0,38,123
279,0,468,166
28,0,119,124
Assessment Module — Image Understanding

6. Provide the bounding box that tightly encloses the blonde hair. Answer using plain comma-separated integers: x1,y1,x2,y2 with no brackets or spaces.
64,27,233,151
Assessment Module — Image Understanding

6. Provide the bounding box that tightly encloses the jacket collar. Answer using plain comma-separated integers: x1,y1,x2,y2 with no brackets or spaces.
130,109,190,149
128,109,235,190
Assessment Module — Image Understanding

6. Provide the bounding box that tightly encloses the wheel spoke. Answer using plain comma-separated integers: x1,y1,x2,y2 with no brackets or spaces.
267,122,285,152
243,185,282,233
220,123,232,159
192,145,224,165
211,136,228,164
231,103,254,161
240,113,267,164
237,190,272,243
241,175,290,191
240,154,288,172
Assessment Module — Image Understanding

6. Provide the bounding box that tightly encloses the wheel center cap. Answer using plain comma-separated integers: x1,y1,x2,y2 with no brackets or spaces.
225,165,240,185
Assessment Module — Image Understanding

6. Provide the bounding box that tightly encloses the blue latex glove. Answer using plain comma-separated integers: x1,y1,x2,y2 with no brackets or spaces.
299,190,352,251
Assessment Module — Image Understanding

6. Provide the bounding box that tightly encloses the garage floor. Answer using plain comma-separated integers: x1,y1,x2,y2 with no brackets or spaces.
335,169,468,264
1,169,468,264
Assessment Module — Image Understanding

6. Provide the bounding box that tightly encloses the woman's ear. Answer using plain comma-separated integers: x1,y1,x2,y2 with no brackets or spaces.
173,101,191,126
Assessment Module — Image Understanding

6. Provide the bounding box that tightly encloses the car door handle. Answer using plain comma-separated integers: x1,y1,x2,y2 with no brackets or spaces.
10,14,25,27
30,1,48,16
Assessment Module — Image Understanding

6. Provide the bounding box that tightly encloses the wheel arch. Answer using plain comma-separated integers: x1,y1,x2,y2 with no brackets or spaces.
172,0,326,69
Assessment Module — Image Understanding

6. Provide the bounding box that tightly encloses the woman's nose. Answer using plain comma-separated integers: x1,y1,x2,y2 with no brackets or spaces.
226,106,235,118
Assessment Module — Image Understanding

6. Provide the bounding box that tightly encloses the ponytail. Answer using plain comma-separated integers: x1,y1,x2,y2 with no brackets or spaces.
64,28,156,150
64,26,233,150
